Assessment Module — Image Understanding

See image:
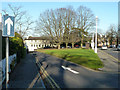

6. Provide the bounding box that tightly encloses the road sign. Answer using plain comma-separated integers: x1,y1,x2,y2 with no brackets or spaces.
2,15,15,37
2,15,15,88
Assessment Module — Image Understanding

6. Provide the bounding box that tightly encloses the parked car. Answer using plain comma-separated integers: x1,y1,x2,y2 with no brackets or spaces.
101,45,107,50
61,46,65,49
109,45,113,48
109,45,116,48
44,46,51,49
113,45,116,48
33,53,37,57
117,45,120,51
75,45,79,48
67,46,71,48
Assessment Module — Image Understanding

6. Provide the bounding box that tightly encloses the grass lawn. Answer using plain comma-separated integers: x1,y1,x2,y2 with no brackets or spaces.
37,48,104,70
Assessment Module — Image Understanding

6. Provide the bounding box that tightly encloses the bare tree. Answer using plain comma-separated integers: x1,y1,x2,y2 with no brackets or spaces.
36,7,78,49
69,29,80,48
63,7,76,48
75,6,95,48
36,5,95,49
2,4,34,38
106,24,117,45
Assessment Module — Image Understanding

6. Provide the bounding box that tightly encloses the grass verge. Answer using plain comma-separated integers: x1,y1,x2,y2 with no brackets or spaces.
37,48,104,70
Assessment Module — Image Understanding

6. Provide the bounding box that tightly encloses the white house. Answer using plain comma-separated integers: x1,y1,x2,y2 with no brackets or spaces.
24,37,51,52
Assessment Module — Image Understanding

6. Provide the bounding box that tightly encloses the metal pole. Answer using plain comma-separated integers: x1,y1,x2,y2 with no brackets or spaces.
6,37,9,88
92,33,94,50
95,16,98,53
0,13,2,61
0,13,2,60
0,13,2,90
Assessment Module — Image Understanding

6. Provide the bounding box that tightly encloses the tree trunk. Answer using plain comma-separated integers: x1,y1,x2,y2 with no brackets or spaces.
81,39,83,48
58,44,60,49
81,43,83,48
72,42,74,48
66,43,68,48
81,35,84,48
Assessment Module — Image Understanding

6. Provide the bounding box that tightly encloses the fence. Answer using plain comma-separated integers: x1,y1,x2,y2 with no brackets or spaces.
0,54,16,86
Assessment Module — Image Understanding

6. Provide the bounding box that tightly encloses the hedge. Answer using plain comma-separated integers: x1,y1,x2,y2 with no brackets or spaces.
2,32,26,63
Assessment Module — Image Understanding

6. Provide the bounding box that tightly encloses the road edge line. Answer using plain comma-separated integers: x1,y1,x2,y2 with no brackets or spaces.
98,49,119,62
36,58,60,89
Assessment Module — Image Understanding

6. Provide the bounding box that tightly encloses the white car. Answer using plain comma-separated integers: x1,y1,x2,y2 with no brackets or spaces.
101,45,107,50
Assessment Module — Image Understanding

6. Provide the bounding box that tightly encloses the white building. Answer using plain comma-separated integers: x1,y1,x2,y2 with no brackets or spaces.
24,37,51,52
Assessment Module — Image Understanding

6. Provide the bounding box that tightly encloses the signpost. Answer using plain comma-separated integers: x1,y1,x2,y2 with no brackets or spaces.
2,14,15,88
0,13,2,90
0,13,2,61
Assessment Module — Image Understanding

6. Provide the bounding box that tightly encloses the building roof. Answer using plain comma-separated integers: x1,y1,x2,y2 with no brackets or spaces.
24,36,50,40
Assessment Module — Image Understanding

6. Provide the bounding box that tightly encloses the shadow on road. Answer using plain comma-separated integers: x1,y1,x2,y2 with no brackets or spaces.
36,52,119,88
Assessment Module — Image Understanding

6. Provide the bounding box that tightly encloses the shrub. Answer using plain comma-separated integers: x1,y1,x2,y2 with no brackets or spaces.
2,32,26,63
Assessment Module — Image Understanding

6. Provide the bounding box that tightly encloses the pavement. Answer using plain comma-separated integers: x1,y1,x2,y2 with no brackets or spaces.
35,51,119,88
97,49,119,73
100,48,119,60
2,53,45,89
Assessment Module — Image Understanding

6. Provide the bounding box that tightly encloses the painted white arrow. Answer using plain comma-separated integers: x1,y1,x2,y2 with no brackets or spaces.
5,18,13,35
62,66,79,74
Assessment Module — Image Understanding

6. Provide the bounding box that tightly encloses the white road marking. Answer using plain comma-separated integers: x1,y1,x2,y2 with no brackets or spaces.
61,66,79,74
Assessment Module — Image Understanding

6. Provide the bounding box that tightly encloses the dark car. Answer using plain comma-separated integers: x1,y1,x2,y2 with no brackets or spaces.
109,45,113,48
44,46,51,49
75,45,79,48
33,53,37,57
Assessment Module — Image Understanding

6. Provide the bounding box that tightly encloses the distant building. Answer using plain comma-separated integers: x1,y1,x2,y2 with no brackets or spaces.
91,34,110,47
24,36,52,52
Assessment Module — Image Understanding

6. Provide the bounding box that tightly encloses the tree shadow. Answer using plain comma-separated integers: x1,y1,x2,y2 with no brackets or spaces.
36,52,119,88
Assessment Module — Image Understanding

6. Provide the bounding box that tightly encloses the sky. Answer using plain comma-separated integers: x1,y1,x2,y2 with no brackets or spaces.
1,1,118,36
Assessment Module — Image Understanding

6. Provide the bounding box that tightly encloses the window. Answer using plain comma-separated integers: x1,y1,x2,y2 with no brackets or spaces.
39,45,40,47
34,45,35,47
31,45,33,47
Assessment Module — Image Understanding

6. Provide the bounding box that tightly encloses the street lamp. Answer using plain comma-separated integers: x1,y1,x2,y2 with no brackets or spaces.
95,16,98,53
92,32,94,50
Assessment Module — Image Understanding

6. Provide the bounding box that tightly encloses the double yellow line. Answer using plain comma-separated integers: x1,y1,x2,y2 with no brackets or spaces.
36,58,60,89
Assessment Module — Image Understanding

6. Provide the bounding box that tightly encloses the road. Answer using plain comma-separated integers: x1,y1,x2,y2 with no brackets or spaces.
98,48,119,60
35,52,119,88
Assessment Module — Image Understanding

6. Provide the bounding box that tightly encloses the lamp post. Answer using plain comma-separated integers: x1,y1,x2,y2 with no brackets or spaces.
92,32,94,50
95,16,98,53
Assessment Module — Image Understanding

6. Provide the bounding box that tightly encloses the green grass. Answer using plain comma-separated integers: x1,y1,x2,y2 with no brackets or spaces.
37,48,104,70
